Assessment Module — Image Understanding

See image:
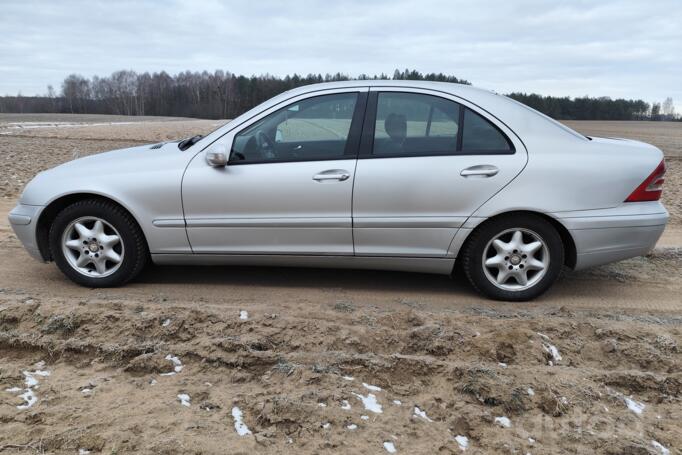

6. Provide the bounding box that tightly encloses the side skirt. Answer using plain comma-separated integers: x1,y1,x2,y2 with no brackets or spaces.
150,253,455,275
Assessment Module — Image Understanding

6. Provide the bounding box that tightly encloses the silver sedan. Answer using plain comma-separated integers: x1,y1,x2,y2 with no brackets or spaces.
9,81,668,300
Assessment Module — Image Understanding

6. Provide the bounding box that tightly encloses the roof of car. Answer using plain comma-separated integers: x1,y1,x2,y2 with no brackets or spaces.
284,79,495,98
208,80,586,148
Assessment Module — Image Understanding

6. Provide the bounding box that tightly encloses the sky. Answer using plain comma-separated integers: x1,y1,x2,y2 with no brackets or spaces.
1,0,680,111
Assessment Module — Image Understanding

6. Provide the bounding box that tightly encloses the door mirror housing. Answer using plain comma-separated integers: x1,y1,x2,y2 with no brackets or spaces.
205,144,229,167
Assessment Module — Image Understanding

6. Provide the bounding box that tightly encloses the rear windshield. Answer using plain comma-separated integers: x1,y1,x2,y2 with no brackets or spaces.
501,94,589,141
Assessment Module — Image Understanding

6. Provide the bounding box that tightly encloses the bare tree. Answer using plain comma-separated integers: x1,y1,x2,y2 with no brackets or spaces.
651,102,661,120
61,74,90,113
662,97,675,120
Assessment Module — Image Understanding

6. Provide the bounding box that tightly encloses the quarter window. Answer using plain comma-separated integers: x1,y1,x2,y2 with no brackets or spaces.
461,108,512,152
372,93,460,156
231,93,358,163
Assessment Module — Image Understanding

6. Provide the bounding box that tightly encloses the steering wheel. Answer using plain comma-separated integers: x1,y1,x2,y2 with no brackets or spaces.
256,131,276,159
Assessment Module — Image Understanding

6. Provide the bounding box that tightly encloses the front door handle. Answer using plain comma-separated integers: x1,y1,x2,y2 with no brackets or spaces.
460,165,499,178
313,170,351,182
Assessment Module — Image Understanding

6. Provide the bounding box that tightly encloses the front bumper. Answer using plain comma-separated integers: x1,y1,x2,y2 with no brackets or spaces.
8,203,45,261
552,202,669,270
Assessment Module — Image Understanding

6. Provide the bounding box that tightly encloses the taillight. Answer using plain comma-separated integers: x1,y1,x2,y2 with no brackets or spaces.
625,159,666,202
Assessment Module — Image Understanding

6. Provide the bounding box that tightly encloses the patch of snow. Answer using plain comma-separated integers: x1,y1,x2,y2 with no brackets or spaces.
232,406,252,436
318,402,327,407
455,435,468,451
651,440,670,455
162,318,171,327
498,362,507,368
527,387,535,396
0,121,140,135
149,379,158,386
81,388,92,395
361,415,369,420
23,372,43,388
347,424,358,430
606,387,645,415
624,396,645,415
239,310,249,320
528,437,535,444
79,449,91,455
17,389,37,410
342,375,354,381
5,387,22,393
363,382,382,392
177,393,191,407
494,416,511,428
322,422,330,429
413,406,433,422
383,441,397,453
341,400,351,410
537,332,562,365
160,354,183,376
352,392,382,413
393,400,402,406
287,437,293,444
14,368,50,410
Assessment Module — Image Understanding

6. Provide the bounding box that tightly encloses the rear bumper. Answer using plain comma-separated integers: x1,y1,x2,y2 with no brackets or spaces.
552,202,668,270
8,203,45,261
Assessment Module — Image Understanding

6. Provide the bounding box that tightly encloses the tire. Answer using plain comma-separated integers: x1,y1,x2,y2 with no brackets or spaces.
49,199,148,287
459,214,564,301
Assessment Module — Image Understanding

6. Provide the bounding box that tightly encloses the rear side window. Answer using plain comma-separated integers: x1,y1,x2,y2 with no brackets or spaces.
368,92,514,157
373,93,459,156
461,108,512,152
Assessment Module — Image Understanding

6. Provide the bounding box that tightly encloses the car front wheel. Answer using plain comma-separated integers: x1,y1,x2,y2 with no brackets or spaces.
459,214,564,301
49,199,148,287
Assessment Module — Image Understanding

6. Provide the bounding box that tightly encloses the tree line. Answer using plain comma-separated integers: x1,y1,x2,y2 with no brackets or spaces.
0,68,677,121
507,92,676,121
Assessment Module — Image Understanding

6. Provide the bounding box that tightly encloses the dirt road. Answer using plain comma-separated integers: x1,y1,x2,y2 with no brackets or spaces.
1,116,680,454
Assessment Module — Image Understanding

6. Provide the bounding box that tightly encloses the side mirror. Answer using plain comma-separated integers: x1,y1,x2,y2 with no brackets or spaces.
205,144,229,167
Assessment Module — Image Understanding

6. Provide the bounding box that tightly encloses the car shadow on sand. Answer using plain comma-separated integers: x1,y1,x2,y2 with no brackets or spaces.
138,263,471,295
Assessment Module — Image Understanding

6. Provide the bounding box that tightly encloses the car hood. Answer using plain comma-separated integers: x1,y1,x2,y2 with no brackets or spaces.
54,142,182,172
20,141,190,205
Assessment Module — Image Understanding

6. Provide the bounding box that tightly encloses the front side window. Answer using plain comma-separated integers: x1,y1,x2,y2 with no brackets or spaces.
373,92,460,156
231,93,358,163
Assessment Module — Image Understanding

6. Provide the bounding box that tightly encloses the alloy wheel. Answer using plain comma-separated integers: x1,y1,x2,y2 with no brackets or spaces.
481,228,549,291
61,216,124,278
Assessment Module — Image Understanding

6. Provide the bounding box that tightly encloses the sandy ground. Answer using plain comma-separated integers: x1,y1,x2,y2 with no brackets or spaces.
0,115,680,454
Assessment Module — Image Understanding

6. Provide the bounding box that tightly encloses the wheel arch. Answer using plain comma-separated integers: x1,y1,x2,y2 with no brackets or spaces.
457,210,577,269
36,193,149,261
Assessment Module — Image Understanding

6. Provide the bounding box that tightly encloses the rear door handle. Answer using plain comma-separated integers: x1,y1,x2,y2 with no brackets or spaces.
460,165,499,178
313,169,350,182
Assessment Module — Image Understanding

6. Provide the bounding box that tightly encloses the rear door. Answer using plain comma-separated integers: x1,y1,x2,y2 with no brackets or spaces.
182,89,367,255
352,88,527,257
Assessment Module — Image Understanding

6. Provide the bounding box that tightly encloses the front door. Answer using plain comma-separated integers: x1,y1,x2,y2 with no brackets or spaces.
352,88,527,257
182,89,367,255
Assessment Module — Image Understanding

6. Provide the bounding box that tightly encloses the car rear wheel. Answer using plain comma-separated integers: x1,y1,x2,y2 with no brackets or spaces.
459,214,564,301
49,199,148,287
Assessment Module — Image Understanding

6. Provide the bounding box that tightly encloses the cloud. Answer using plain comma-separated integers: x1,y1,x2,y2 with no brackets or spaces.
0,0,680,110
